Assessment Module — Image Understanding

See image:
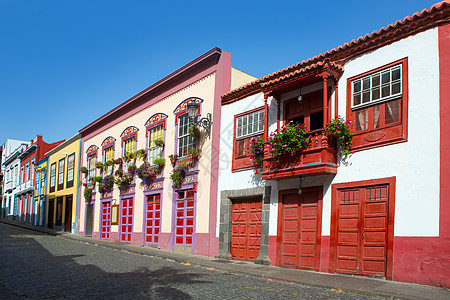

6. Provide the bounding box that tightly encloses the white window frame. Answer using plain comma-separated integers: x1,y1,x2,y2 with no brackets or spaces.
58,158,65,186
351,64,402,110
177,114,196,158
147,125,163,165
236,109,264,140
103,147,114,175
67,154,75,183
50,163,56,189
88,155,96,180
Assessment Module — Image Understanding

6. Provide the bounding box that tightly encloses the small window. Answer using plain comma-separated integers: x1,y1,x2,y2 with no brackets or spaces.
50,163,56,193
178,114,196,158
88,155,96,180
123,137,136,155
148,125,164,164
66,154,75,188
347,58,408,150
103,147,114,175
57,158,65,190
232,107,265,172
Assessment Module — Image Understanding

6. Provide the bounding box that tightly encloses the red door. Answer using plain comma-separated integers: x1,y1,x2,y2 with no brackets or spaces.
279,189,322,271
175,190,195,246
145,194,161,244
335,184,389,276
120,198,133,243
101,201,111,239
230,198,262,261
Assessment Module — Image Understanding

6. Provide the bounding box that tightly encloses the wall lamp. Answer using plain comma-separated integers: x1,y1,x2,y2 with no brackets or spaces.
297,88,303,103
187,99,212,138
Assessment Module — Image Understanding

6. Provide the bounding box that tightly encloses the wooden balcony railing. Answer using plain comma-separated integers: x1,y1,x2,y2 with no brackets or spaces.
261,129,338,180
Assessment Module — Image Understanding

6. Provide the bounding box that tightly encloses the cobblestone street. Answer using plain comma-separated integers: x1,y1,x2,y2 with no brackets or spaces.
0,223,382,299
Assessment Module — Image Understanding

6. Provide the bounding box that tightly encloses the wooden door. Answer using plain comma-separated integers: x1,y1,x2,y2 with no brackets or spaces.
279,189,322,271
64,196,73,232
335,185,389,276
230,197,262,261
145,194,161,244
48,199,54,229
175,190,195,246
120,198,133,243
85,204,93,236
101,201,111,239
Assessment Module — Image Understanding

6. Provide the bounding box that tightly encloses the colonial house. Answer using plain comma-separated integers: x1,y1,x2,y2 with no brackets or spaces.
1,139,30,220
217,1,450,288
78,48,254,256
15,135,64,224
45,134,80,232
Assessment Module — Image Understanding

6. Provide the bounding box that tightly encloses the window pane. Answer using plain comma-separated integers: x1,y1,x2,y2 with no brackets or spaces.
385,99,400,124
353,94,361,106
237,139,246,156
392,67,401,81
353,80,361,93
372,74,380,87
392,82,401,95
372,87,380,100
355,109,368,131
362,78,370,90
373,105,381,129
382,85,390,98
382,71,390,84
362,91,370,103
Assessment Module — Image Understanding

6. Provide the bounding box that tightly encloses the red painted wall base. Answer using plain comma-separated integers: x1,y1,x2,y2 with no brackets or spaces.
269,235,277,265
159,232,171,250
393,236,450,287
110,232,118,242
320,236,330,272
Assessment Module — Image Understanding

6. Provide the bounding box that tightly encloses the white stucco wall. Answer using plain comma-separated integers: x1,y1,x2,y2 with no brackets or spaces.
217,27,440,238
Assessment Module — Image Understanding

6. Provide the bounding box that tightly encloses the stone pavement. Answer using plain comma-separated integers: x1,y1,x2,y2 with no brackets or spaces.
2,219,449,300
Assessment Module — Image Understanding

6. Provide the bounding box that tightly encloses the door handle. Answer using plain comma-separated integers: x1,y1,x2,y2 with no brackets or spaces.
361,233,365,240
298,233,301,239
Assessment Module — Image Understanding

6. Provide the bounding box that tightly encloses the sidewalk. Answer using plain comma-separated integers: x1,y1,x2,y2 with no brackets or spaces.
2,219,449,300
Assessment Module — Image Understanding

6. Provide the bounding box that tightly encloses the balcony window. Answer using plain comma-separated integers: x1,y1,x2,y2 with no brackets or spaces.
347,58,408,150
232,107,264,172
103,147,114,175
49,163,56,193
66,154,75,188
88,155,96,180
148,125,163,165
57,158,65,190
177,114,196,158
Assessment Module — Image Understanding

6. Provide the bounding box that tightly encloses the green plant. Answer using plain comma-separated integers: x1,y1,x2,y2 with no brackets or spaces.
188,147,201,159
188,125,200,138
170,163,187,185
154,138,165,148
135,162,157,182
95,162,104,169
267,122,310,158
115,169,124,177
135,149,146,160
127,164,137,174
123,152,135,163
169,154,178,165
84,188,92,201
114,175,133,189
325,117,353,157
114,158,122,165
80,166,88,174
153,157,166,167
99,174,114,192
93,176,103,183
104,160,114,167
248,136,265,168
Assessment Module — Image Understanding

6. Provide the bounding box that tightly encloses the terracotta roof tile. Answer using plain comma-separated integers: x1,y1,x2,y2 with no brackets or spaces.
222,1,450,105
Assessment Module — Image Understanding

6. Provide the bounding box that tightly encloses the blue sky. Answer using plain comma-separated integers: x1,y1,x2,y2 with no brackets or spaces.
0,0,438,145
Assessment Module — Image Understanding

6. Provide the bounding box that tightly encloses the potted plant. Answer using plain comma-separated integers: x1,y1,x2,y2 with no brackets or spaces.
188,125,200,138
267,122,310,159
153,157,166,168
135,162,157,183
127,164,137,175
93,176,103,183
123,152,135,163
248,136,265,171
135,149,146,160
114,175,133,190
115,169,124,177
325,117,353,157
104,160,114,167
99,174,114,193
154,138,165,148
114,158,122,165
170,163,187,185
84,188,92,201
80,166,88,174
95,162,104,169
169,154,178,165
188,147,201,159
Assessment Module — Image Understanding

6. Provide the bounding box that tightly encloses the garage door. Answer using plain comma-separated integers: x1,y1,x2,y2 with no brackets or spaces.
231,198,262,261
335,184,389,277
279,189,322,271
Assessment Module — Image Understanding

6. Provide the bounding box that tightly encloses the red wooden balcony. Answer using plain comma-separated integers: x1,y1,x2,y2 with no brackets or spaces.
261,129,338,180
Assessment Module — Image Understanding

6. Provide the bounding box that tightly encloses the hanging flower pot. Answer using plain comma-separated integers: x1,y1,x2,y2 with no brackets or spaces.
169,154,178,165
188,125,200,138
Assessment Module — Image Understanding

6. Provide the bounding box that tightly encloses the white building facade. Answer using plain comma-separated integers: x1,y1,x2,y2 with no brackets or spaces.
217,2,450,288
